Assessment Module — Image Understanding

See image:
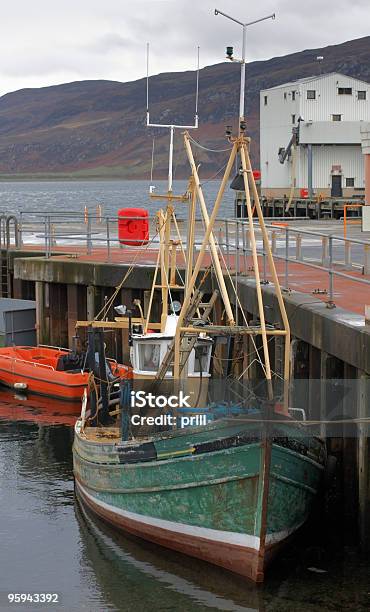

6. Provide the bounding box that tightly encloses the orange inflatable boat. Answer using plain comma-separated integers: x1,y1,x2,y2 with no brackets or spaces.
0,346,132,401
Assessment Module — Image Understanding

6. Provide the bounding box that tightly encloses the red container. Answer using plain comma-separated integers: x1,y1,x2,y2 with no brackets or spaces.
118,208,149,246
300,188,309,199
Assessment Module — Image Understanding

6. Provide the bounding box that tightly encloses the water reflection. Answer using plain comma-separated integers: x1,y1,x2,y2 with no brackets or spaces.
75,501,260,612
0,391,369,611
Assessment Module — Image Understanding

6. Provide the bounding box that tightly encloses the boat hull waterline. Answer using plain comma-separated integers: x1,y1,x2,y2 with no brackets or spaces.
73,420,325,582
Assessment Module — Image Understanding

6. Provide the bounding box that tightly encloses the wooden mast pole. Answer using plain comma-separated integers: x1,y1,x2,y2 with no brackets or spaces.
243,145,291,409
239,140,273,400
184,133,235,326
174,137,238,378
185,177,197,293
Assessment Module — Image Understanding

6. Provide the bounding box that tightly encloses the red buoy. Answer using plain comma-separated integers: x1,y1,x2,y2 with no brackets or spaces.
118,208,149,246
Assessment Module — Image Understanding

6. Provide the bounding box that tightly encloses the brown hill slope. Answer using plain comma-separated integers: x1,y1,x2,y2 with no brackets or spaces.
0,36,369,179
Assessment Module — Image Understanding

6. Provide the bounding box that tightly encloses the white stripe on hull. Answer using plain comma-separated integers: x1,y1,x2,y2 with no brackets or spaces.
77,480,305,552
77,480,261,551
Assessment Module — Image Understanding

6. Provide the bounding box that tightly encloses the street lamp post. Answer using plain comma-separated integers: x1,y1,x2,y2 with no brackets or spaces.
214,9,275,133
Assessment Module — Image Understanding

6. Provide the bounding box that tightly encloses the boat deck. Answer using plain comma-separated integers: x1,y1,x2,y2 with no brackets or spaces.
80,426,121,442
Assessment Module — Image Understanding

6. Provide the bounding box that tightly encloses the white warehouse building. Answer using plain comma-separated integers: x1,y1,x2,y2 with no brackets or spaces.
260,73,370,198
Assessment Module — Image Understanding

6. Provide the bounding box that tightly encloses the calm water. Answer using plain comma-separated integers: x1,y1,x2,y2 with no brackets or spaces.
0,393,369,612
0,180,236,220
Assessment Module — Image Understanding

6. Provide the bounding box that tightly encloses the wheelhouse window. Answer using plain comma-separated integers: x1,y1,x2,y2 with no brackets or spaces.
264,95,268,106
332,114,342,121
292,91,296,101
307,90,316,100
338,87,352,95
346,178,355,187
284,92,287,100
292,114,296,124
358,90,366,100
138,343,161,372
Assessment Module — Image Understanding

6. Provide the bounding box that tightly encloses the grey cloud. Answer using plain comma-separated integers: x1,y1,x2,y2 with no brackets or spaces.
0,0,369,95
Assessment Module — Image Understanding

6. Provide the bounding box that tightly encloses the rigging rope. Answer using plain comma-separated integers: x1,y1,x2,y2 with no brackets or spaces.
187,134,233,153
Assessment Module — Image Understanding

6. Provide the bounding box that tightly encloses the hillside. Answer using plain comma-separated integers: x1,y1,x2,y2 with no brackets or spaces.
0,36,369,179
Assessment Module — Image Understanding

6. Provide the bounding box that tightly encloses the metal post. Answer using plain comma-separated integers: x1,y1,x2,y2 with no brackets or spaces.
239,25,246,131
44,216,48,258
295,233,302,261
271,230,277,254
168,126,174,192
344,240,351,270
285,227,289,290
87,215,92,255
307,144,313,198
322,236,329,266
327,236,335,307
106,217,111,261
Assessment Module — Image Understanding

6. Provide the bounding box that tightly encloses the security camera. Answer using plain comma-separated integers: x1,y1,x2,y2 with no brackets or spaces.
214,9,219,15
272,13,276,19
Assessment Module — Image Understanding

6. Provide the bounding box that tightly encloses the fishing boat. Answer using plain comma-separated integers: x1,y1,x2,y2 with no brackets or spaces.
0,345,131,401
73,40,326,582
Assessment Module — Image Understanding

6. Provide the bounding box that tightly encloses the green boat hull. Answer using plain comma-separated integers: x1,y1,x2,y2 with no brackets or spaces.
73,419,325,582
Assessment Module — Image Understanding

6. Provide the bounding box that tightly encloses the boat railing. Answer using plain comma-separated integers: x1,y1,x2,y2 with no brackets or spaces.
38,344,71,352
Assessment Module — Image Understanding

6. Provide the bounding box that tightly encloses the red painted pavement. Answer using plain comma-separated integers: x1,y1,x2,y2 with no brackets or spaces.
20,245,369,316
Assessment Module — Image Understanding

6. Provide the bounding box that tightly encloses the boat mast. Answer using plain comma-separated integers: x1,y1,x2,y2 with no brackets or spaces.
146,43,200,331
178,10,291,407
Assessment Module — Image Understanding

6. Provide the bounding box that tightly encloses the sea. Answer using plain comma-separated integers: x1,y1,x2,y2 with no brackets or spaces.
0,181,369,612
0,180,236,220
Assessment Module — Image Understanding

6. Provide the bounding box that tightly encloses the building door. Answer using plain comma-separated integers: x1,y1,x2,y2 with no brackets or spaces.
331,174,342,197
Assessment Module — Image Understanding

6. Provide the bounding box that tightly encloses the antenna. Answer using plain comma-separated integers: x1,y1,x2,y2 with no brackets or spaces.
149,138,155,194
146,43,200,193
214,9,275,134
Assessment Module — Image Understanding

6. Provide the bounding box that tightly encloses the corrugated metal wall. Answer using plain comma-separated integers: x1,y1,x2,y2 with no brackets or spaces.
300,145,364,189
300,74,370,123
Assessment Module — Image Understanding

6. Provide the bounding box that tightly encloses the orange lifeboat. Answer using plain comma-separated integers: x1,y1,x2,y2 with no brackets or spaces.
0,346,132,401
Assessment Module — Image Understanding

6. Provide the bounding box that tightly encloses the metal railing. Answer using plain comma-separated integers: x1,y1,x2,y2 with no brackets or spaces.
3,211,370,302
218,219,370,305
16,211,161,259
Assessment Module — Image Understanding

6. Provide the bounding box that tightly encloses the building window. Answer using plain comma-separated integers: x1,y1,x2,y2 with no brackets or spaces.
307,90,316,99
264,95,268,106
338,87,352,95
292,91,296,101
346,178,355,187
332,114,342,121
292,114,296,124
358,90,366,100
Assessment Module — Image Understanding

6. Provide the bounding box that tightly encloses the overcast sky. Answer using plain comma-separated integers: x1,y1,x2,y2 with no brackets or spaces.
0,0,369,96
